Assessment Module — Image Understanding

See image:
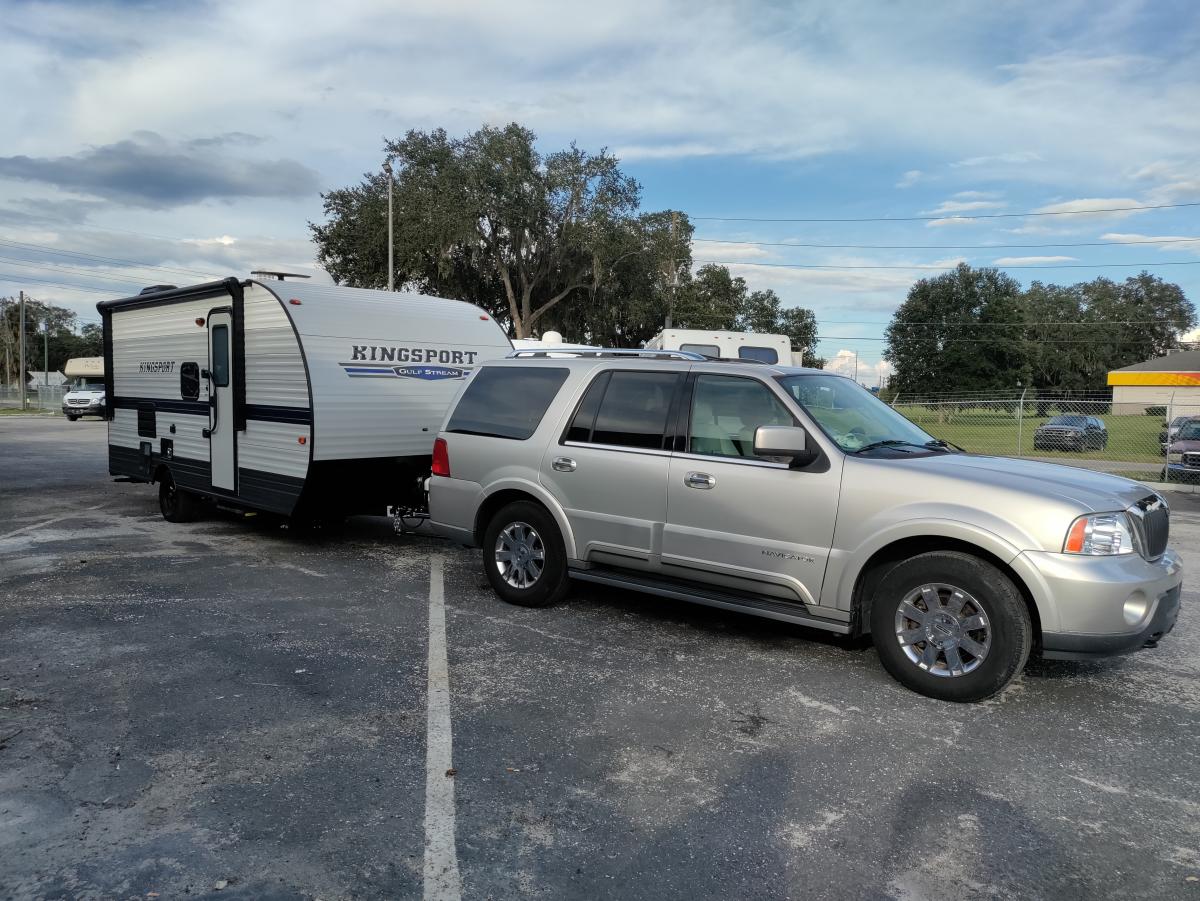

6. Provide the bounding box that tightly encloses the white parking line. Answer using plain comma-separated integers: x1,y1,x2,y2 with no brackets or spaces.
424,555,462,901
0,505,103,540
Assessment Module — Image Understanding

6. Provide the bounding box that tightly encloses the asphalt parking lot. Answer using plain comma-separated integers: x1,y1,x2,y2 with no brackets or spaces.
2,417,1199,900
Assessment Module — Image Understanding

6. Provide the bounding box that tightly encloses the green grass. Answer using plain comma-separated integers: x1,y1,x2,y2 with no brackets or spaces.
0,406,58,416
896,407,1165,464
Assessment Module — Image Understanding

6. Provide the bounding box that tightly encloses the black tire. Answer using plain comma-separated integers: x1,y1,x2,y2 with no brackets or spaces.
158,472,198,523
66,414,78,421
869,551,1032,703
481,500,569,608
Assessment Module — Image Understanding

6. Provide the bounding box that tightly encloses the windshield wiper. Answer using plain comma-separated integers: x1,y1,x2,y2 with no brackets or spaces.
852,439,927,454
924,438,962,452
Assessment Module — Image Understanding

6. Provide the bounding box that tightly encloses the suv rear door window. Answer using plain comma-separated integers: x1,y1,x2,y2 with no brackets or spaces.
447,366,569,440
583,370,681,450
738,345,779,364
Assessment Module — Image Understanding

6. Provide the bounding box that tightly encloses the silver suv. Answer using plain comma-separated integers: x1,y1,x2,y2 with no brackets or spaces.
429,350,1182,702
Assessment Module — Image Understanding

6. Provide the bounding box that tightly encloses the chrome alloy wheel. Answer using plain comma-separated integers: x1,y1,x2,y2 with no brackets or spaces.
494,521,545,589
894,583,992,678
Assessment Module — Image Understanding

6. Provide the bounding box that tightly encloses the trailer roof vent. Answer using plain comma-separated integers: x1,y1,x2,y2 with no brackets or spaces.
140,284,177,294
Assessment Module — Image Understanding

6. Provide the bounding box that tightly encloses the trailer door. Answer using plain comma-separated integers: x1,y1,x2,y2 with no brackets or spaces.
206,310,236,491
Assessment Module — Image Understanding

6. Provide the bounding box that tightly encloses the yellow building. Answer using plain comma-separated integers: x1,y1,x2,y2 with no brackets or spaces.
1108,350,1200,414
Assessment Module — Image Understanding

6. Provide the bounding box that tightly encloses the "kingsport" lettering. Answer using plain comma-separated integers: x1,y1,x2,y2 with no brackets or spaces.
350,346,479,365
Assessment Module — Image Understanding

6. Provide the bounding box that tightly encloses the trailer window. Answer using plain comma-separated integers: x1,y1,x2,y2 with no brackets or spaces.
738,346,779,364
211,325,230,387
679,343,720,358
447,366,569,440
180,362,200,401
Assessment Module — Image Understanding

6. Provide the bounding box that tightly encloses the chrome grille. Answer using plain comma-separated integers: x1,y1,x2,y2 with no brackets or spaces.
1131,496,1169,560
1184,452,1200,468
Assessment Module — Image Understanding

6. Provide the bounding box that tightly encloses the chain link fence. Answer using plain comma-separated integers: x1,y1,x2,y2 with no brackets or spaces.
890,391,1200,489
0,385,67,413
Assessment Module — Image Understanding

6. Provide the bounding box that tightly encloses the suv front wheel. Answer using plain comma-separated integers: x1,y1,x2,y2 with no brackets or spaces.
870,551,1032,702
482,501,569,608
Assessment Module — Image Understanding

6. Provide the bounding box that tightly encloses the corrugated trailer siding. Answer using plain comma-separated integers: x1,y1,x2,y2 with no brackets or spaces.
243,287,310,408
261,281,513,462
240,286,310,485
110,300,212,467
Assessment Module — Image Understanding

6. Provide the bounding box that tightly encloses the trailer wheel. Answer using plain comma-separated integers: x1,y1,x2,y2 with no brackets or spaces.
159,472,198,523
482,501,569,608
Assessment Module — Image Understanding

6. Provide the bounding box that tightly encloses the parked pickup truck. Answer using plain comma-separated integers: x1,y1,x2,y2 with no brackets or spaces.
430,350,1181,702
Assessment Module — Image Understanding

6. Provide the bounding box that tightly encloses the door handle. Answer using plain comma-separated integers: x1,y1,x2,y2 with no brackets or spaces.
552,457,577,472
685,471,716,489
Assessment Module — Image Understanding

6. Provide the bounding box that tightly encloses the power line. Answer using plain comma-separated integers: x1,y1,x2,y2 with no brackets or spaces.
0,273,124,296
0,256,157,288
697,258,1200,271
0,237,220,280
691,200,1200,223
692,236,1200,250
816,334,1166,344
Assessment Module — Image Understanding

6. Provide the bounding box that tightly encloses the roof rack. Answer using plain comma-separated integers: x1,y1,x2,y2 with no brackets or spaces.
507,348,706,361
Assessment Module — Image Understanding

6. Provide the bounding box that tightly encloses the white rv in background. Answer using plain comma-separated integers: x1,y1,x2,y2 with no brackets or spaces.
98,278,512,522
62,356,106,420
645,329,801,365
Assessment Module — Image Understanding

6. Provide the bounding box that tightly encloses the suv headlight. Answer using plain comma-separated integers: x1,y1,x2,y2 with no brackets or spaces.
1063,512,1137,556
1168,451,1183,463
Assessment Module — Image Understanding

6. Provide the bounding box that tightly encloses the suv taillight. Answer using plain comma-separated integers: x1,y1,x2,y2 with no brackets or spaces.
431,437,450,477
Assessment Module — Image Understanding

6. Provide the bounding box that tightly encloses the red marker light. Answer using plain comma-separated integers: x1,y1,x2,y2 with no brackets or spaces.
289,298,302,305
479,315,489,320
298,436,307,445
195,318,205,326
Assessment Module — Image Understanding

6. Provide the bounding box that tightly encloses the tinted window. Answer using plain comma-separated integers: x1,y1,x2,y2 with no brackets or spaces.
211,325,230,387
447,366,569,440
680,343,720,358
1048,415,1087,426
590,371,681,449
565,371,611,442
738,345,779,364
180,362,200,401
689,375,794,460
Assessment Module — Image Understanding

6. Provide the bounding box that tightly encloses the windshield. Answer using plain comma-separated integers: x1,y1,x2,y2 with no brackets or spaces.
70,377,104,391
1177,423,1200,441
1046,415,1087,426
777,374,938,452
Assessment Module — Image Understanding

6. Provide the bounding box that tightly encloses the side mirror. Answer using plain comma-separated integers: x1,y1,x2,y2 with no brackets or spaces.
754,425,819,466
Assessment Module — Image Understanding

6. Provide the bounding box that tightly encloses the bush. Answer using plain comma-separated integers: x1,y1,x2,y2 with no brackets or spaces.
1145,406,1167,417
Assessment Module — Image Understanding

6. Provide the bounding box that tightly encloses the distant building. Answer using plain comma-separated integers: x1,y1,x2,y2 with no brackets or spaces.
25,370,67,390
1108,350,1200,414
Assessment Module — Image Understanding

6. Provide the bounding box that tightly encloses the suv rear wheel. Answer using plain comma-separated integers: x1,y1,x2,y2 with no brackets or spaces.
870,551,1031,702
482,501,569,608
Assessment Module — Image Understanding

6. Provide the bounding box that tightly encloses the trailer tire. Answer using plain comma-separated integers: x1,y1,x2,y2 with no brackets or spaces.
159,472,198,523
482,501,569,608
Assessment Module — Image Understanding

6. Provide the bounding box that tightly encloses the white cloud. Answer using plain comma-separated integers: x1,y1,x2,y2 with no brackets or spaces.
1100,233,1200,255
896,169,922,188
921,199,1007,215
992,255,1077,265
925,216,983,228
689,241,770,260
951,151,1042,168
824,348,892,386
1030,197,1145,217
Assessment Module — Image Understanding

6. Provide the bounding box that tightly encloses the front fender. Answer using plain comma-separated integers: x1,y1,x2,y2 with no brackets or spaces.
823,515,1057,633
479,476,578,560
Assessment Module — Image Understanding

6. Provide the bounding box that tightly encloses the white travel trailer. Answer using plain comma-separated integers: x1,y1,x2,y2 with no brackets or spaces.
98,278,512,522
645,329,801,366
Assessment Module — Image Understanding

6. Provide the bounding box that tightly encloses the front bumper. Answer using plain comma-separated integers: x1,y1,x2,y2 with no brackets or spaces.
1019,548,1183,660
1163,463,1200,481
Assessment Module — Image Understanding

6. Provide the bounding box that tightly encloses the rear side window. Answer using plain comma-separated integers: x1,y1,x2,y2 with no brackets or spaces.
738,345,779,364
446,366,568,440
585,370,682,450
680,343,720,358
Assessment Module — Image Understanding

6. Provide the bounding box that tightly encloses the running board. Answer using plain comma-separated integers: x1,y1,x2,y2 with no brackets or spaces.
569,567,851,634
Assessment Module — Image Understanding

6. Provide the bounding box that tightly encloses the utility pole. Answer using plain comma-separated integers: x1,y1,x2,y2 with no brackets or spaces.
853,350,859,384
383,158,395,291
665,210,679,328
43,315,49,387
18,290,26,410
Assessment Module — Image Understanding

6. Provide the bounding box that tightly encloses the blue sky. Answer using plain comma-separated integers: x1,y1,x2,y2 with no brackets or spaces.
1,0,1198,381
